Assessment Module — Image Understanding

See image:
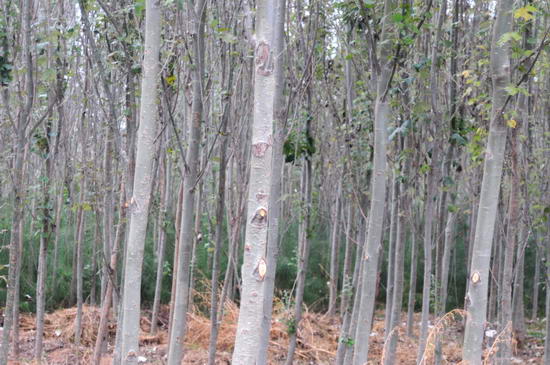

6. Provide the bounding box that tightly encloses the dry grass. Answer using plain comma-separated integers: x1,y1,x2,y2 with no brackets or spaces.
482,321,511,365
9,303,544,364
418,309,466,365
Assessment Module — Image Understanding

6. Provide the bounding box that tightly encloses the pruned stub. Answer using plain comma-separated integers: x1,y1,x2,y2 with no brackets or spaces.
251,207,268,226
252,142,270,157
471,271,481,284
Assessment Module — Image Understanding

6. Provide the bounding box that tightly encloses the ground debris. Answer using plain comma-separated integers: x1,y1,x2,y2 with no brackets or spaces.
6,306,545,364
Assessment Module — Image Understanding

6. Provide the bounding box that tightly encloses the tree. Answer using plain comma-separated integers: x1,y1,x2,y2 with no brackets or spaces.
352,0,396,362
0,0,33,361
230,0,283,363
462,0,513,361
166,1,207,363
117,0,162,362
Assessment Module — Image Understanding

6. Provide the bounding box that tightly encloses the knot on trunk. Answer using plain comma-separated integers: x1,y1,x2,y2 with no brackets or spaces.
255,41,273,76
252,141,271,157
251,207,268,226
254,258,267,281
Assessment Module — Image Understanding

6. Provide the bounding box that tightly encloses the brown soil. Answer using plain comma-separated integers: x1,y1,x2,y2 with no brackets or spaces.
3,303,545,364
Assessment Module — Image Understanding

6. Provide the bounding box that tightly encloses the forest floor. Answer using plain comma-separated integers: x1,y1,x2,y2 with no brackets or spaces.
3,301,546,364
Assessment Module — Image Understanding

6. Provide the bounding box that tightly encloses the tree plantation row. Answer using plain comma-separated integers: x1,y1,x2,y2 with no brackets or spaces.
0,0,549,364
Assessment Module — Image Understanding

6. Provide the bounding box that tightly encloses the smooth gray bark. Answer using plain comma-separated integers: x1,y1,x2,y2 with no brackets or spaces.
417,1,446,360
337,216,364,365
285,147,313,365
167,1,205,363
341,202,355,316
117,0,161,362
351,0,395,361
93,185,127,365
352,98,389,365
74,180,87,348
384,173,398,337
151,146,171,335
384,134,410,365
206,69,230,364
256,1,286,362
532,244,540,320
329,180,343,317
512,225,526,346
384,181,405,365
416,152,441,364
462,0,513,360
406,215,418,337
231,1,279,362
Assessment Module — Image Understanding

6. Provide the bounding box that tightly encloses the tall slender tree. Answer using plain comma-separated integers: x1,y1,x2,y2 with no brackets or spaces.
167,1,206,363
231,0,282,363
117,0,162,362
352,0,396,362
462,0,513,361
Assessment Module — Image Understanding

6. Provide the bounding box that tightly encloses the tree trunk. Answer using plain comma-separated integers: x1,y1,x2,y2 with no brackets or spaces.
418,0,446,359
384,133,410,365
51,183,64,297
285,143,313,365
544,223,550,364
34,119,56,361
340,22,355,320
91,208,101,306
117,0,161,362
340,202,355,316
167,181,184,343
532,244,540,320
231,1,280,362
352,79,390,365
488,227,500,323
406,214,418,337
167,1,205,363
93,184,127,365
342,217,367,365
435,200,458,364
512,225,526,347
416,145,441,362
206,74,230,365
151,145,171,335
337,219,364,365
256,2,286,363
351,0,395,361
328,179,342,317
462,0,513,360
74,179,87,349
384,172,398,337
0,0,33,360
384,179,406,365
496,126,520,364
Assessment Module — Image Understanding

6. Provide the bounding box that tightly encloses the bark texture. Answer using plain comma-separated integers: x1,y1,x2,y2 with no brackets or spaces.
118,1,161,362
462,0,513,360
231,1,280,363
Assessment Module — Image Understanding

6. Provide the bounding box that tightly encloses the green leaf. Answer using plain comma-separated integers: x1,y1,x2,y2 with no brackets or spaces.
165,74,176,86
514,5,537,21
504,85,519,96
392,14,404,23
134,0,145,18
498,32,521,46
